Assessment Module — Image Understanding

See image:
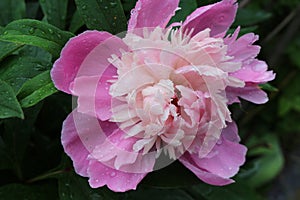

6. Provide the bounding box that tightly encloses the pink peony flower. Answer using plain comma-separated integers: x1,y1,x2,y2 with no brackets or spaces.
51,0,275,192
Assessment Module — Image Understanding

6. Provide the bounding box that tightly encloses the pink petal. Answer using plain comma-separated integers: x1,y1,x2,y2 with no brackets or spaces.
61,110,118,176
180,127,247,185
71,65,116,120
182,0,237,37
230,60,275,83
51,31,116,94
222,121,240,143
128,0,180,30
88,159,147,192
226,84,269,104
225,27,260,62
180,153,234,186
91,128,156,173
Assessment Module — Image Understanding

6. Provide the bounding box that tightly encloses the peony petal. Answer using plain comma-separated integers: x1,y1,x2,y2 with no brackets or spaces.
230,60,276,83
61,110,117,176
226,84,269,104
87,159,147,192
180,127,247,185
225,27,261,62
128,0,180,30
51,31,116,94
182,0,237,37
180,153,234,186
71,65,116,120
91,128,156,173
222,121,240,143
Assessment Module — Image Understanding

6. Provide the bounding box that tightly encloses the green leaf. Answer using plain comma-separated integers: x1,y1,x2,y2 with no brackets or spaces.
287,37,300,69
39,0,68,29
0,56,51,93
18,45,52,63
259,83,278,92
169,0,198,25
69,10,85,33
141,161,199,188
0,41,23,62
241,134,284,188
0,183,58,200
18,71,58,108
0,19,74,58
58,171,119,200
126,188,195,200
0,0,26,26
74,0,127,34
1,104,42,178
187,182,263,200
0,79,23,119
26,1,40,19
233,8,272,26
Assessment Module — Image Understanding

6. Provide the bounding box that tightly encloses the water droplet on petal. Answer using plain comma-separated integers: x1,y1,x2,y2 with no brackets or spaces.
110,172,116,177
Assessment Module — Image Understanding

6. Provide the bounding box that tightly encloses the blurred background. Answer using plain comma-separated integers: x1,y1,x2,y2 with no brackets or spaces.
0,0,299,199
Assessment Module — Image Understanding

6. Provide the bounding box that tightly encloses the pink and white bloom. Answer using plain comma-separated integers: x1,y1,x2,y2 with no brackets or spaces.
51,0,275,192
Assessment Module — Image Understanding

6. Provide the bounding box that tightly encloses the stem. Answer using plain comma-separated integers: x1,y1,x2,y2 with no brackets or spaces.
26,170,66,183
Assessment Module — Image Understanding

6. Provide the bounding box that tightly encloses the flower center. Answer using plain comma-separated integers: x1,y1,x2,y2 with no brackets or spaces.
108,27,244,159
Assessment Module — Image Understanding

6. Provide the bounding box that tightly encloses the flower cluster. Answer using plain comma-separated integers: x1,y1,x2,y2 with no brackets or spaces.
51,0,275,192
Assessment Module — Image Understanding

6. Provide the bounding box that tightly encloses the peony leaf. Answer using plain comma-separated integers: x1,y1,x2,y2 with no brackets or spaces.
74,0,127,34
186,182,263,200
168,0,198,25
0,41,23,62
38,0,68,29
141,161,199,188
0,0,25,26
0,55,51,93
18,70,58,108
69,10,85,33
0,183,58,200
233,8,272,26
58,171,119,200
0,19,74,58
0,80,23,119
240,134,284,188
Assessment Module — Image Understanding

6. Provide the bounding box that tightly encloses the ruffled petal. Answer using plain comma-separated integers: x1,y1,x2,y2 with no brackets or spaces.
128,0,180,30
226,84,269,104
51,31,116,94
230,60,275,83
91,128,156,173
87,159,147,192
71,66,116,120
182,0,237,37
61,110,117,176
180,124,247,185
225,27,260,62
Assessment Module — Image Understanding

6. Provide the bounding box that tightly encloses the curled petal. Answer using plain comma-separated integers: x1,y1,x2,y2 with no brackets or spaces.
51,31,116,94
128,0,180,30
183,0,237,37
180,124,247,185
61,110,117,176
226,84,269,104
88,159,147,192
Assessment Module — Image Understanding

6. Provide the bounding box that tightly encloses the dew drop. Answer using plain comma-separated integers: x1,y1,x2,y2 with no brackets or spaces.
104,6,108,9
110,172,116,177
110,2,117,7
82,5,87,10
29,28,35,34
48,28,54,34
